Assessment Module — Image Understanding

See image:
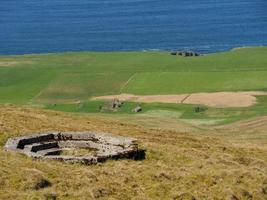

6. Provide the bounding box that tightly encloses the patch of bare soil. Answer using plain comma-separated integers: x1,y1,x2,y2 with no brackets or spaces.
92,91,267,108
0,61,33,67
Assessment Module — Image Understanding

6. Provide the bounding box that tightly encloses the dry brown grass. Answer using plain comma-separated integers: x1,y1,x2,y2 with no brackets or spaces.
0,105,266,200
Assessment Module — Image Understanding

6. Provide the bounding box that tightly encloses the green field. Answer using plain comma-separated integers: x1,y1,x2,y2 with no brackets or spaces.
44,95,267,125
1,47,267,199
123,71,267,94
0,47,267,103
1,47,267,124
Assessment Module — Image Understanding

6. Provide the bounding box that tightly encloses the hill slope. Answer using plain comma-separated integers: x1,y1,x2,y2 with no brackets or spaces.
0,105,266,199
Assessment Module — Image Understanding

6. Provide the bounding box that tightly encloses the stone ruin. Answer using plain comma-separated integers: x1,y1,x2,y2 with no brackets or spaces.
111,98,123,109
132,105,142,113
4,132,145,165
171,51,201,57
99,99,124,112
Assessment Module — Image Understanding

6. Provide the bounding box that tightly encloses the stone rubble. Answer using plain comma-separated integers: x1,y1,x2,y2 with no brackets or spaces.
4,131,145,164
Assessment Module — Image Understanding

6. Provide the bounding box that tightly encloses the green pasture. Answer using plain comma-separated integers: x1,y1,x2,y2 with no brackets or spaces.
1,46,267,124
44,95,267,125
35,72,132,103
122,71,267,94
0,47,267,104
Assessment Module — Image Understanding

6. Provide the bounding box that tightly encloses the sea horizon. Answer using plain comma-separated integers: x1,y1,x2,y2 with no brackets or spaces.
1,0,267,55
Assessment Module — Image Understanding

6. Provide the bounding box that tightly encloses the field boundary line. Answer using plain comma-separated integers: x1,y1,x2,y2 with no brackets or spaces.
31,84,52,103
31,74,60,103
120,73,137,92
180,94,191,103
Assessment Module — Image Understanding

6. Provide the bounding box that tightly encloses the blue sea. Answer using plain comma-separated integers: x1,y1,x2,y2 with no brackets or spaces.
1,0,267,55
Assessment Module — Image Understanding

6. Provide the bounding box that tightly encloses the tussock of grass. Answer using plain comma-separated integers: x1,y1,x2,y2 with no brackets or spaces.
0,105,266,199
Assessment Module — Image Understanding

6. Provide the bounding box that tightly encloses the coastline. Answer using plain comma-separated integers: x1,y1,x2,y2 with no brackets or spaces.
0,45,266,57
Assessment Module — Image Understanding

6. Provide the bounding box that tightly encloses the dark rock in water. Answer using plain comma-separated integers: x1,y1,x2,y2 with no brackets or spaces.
185,52,192,57
171,51,201,57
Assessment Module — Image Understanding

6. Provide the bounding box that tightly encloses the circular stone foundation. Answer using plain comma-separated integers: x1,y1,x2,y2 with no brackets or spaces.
4,132,145,164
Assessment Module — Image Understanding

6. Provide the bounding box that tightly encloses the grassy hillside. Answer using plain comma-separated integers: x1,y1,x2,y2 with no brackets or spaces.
0,47,267,104
0,105,266,199
1,47,267,199
1,47,267,126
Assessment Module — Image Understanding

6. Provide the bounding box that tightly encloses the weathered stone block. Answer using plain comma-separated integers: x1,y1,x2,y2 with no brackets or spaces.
4,131,145,165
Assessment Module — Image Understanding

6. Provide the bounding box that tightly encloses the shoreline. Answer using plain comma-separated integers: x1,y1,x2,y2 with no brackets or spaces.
0,45,266,57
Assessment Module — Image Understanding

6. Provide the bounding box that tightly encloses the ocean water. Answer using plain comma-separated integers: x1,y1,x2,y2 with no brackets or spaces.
0,0,267,55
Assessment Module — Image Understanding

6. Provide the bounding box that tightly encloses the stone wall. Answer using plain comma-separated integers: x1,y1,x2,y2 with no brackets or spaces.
4,132,145,165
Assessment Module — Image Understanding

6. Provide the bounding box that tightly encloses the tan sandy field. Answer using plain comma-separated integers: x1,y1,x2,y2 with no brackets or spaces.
92,91,267,108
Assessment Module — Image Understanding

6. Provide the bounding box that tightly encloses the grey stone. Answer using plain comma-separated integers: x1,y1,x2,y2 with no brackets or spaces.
133,106,142,113
4,131,145,165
